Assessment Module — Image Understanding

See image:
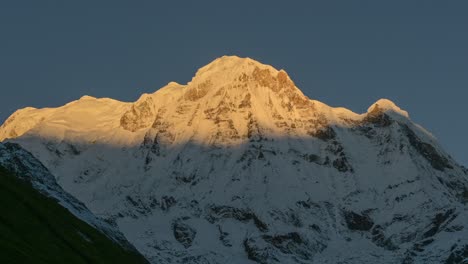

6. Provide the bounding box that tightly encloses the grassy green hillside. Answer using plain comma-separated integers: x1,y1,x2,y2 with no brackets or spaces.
0,166,148,264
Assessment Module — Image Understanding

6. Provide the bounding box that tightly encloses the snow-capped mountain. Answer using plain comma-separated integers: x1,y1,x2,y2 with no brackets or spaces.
1,56,467,263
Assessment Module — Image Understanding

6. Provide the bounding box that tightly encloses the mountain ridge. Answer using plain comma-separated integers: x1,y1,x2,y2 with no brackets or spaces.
1,55,411,143
0,142,138,249
0,142,149,263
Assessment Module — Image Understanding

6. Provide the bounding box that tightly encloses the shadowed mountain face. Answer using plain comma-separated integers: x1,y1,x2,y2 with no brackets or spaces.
1,56,467,263
0,143,148,264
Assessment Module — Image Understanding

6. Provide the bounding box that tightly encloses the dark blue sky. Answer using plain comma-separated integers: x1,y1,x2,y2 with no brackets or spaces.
1,1,467,165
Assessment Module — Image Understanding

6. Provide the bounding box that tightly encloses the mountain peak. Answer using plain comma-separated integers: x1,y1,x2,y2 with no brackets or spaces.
367,98,409,118
190,55,288,86
198,55,263,71
79,95,97,101
181,55,299,104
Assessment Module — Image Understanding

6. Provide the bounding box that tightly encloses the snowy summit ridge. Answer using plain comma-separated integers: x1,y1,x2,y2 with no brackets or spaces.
368,98,409,118
1,55,406,143
1,55,467,264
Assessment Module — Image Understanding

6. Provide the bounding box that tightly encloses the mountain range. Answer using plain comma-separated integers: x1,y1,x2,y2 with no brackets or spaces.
1,56,467,263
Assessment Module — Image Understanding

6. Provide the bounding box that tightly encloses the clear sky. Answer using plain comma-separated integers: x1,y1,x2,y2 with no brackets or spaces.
1,1,467,165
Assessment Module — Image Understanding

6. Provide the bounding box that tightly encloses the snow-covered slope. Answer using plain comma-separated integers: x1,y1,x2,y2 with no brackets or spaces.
1,56,467,263
0,142,142,253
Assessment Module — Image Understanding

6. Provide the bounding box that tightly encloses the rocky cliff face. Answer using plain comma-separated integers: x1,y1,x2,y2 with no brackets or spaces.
1,56,467,263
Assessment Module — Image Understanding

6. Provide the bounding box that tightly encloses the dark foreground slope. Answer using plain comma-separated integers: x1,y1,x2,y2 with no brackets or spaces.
0,166,148,264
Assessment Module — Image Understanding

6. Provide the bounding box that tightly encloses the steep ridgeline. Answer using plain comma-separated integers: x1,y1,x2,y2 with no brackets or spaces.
0,142,148,263
1,56,467,263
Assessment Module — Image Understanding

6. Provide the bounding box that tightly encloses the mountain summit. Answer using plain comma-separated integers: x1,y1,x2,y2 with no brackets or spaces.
1,56,467,263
